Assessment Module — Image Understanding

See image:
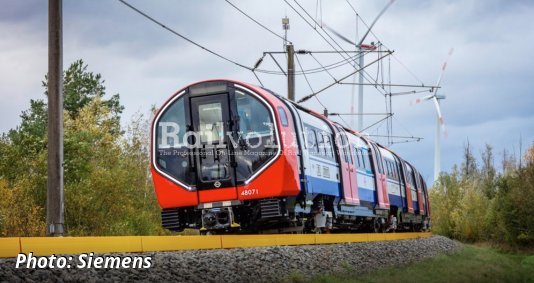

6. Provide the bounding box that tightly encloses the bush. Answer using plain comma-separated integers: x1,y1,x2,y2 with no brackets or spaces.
430,142,534,247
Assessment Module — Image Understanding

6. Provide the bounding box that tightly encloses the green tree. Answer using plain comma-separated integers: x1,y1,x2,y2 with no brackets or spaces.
0,60,162,236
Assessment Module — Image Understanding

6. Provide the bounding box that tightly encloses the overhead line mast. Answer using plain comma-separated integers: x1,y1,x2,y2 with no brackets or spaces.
47,0,65,237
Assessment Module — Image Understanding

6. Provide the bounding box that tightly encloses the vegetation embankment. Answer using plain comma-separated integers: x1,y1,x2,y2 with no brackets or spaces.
0,60,164,236
301,244,534,283
430,142,534,248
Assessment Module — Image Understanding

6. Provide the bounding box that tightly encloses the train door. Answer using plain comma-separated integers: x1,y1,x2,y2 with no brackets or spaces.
335,126,359,205
401,161,419,214
399,159,414,214
190,94,237,192
369,143,390,209
414,170,424,214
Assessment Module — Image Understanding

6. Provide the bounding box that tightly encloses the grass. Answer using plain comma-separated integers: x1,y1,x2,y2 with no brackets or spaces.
291,244,534,283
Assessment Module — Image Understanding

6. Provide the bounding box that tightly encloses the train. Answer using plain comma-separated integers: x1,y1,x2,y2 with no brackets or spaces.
151,79,430,234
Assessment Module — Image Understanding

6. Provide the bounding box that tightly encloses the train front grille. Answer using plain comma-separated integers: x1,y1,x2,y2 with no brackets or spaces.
259,198,283,218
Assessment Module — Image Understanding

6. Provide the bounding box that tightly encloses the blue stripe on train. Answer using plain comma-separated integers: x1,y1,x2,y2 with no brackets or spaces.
413,201,419,213
358,187,376,203
305,175,341,196
389,194,404,208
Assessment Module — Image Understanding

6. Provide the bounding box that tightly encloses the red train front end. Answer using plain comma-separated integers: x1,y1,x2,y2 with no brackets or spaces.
151,80,300,233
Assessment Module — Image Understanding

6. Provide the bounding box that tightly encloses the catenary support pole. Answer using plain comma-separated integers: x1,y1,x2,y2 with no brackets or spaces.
287,43,295,101
47,0,65,236
357,47,364,131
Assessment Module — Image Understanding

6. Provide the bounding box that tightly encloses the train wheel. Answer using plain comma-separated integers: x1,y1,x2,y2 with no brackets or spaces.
372,218,386,233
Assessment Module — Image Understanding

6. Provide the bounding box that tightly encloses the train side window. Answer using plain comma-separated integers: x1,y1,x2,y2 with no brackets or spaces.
359,148,366,169
323,133,334,159
354,146,362,168
304,125,318,154
390,161,396,180
372,146,384,174
316,131,325,157
361,149,367,170
355,148,361,168
363,148,372,172
277,106,289,127
393,161,399,181
340,132,352,164
396,161,402,182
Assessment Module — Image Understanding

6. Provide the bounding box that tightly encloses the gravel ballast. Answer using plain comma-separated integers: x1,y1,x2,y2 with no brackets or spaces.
0,235,461,282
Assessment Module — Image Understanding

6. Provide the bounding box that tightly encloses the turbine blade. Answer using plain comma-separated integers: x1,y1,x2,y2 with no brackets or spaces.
357,0,396,46
434,47,454,94
411,94,434,105
432,96,444,124
323,22,357,46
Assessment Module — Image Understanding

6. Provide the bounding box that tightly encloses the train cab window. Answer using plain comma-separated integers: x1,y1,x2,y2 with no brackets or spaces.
236,91,273,137
234,89,278,182
277,106,289,127
155,96,195,185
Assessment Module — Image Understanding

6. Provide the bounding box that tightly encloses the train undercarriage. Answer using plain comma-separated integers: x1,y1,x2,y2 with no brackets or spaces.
161,195,430,235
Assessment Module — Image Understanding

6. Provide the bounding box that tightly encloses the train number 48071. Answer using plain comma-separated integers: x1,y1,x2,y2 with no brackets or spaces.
240,189,259,196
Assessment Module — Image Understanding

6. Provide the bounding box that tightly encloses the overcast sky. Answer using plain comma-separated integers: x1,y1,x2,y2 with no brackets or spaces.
1,0,533,183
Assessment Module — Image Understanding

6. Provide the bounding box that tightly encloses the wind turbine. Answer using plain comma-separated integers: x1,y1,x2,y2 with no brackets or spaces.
414,48,454,183
324,0,395,131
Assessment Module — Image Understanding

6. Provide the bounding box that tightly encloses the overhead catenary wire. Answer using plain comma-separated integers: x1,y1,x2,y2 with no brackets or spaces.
309,53,337,81
282,0,373,79
120,0,428,142
120,0,397,102
346,0,425,86
345,0,426,93
287,0,389,97
118,0,362,78
361,114,391,133
336,115,352,129
295,53,329,112
262,51,364,76
117,0,253,71
225,0,291,44
298,50,393,103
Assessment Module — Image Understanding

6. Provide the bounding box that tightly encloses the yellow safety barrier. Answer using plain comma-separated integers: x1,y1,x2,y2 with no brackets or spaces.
142,235,221,252
20,236,143,256
0,232,432,258
0,238,20,258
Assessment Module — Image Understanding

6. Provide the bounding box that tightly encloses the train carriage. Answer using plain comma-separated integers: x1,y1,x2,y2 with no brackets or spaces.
151,79,430,233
